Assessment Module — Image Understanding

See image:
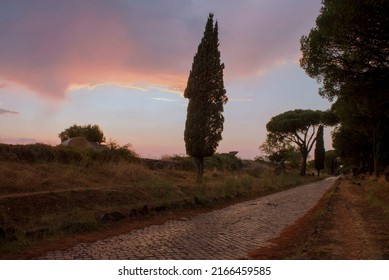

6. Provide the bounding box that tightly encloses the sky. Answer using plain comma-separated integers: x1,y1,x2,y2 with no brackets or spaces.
0,0,333,159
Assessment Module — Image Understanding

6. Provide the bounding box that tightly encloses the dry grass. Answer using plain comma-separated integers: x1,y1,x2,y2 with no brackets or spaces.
0,160,319,256
0,162,153,196
282,177,389,259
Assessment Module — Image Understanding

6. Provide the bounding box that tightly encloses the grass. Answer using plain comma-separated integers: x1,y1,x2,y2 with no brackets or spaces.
0,158,319,257
309,181,339,222
285,176,389,259
366,179,389,214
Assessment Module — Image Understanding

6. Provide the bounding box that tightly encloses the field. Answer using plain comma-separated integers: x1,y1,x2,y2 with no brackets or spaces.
0,144,319,258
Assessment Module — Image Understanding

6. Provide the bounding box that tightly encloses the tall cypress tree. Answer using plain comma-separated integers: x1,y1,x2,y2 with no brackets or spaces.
184,13,227,182
314,125,325,176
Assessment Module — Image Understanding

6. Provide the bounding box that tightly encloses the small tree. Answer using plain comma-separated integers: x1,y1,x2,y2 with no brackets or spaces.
325,150,339,175
260,133,300,168
332,125,373,171
59,124,106,143
314,125,325,176
184,13,228,182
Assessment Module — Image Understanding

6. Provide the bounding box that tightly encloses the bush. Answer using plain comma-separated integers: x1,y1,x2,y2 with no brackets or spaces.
166,153,243,171
0,144,56,163
0,143,139,164
166,155,195,170
104,141,139,162
205,153,243,171
58,124,105,143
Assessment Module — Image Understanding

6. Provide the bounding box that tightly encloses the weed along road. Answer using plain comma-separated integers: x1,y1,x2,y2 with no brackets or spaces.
39,178,337,260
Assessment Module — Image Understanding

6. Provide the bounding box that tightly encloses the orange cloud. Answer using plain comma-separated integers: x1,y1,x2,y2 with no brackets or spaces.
0,0,191,98
0,0,321,99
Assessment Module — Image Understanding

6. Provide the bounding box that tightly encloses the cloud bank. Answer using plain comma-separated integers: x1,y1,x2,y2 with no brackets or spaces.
0,0,321,98
0,108,18,115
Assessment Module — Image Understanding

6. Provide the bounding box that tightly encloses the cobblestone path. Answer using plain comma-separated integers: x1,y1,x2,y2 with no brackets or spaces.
39,178,337,260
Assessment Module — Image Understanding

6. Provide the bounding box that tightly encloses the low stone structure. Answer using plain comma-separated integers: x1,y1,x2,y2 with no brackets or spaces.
61,137,95,148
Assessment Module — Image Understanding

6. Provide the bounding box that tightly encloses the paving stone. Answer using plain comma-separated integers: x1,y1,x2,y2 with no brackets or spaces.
38,178,336,260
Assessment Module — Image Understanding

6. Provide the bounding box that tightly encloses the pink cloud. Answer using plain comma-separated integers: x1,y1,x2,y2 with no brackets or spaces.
0,0,191,98
0,0,321,99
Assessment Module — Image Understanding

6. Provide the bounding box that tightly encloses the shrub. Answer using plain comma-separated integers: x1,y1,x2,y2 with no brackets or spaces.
0,144,56,163
0,142,139,164
205,153,243,171
167,155,195,170
104,140,139,162
166,153,242,171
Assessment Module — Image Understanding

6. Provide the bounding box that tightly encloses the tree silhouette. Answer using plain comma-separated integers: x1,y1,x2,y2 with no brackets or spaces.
300,0,389,176
58,124,106,143
260,133,300,168
266,109,337,176
314,125,325,176
184,13,227,182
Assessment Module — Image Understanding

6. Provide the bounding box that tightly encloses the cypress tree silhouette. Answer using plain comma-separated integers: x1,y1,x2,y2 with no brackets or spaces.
314,125,325,176
184,13,228,182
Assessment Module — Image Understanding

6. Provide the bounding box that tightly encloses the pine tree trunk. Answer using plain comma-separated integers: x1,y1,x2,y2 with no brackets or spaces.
194,156,204,183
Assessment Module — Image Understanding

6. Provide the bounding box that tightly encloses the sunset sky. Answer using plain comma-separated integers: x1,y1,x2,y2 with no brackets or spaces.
0,0,333,159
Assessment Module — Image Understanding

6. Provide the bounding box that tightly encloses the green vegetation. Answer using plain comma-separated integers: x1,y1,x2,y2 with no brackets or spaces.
0,142,138,164
260,1,388,177
166,153,242,171
58,124,106,143
184,13,228,182
1,4,387,259
260,133,301,168
324,150,339,175
366,180,389,214
265,109,338,176
0,143,319,257
300,0,389,176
